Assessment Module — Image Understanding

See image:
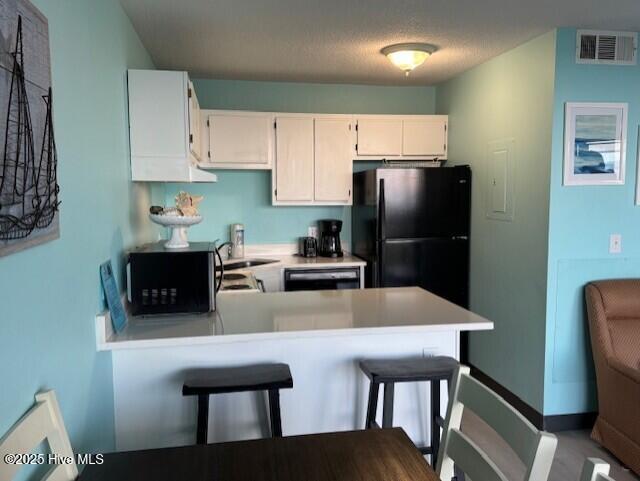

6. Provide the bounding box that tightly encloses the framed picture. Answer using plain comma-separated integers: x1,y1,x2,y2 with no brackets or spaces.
0,0,59,257
563,102,627,186
636,127,640,205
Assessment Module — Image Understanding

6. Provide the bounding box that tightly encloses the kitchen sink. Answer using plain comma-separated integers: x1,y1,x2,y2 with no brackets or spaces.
223,258,279,270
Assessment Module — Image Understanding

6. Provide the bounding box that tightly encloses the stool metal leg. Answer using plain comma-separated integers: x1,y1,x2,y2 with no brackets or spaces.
382,383,395,428
365,381,380,429
268,389,283,437
196,394,209,445
431,380,441,466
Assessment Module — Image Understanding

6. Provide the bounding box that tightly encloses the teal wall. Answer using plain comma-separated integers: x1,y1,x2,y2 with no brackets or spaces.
544,28,640,415
168,79,436,246
436,31,557,412
193,79,436,115
0,0,156,462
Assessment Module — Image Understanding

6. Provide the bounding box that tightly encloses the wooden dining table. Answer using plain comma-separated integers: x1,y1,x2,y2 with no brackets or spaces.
79,428,441,481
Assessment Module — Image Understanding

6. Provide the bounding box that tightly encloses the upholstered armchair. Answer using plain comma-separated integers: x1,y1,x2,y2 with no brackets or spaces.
585,280,640,475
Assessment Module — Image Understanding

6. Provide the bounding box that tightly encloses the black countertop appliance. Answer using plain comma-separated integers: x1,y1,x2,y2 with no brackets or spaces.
299,236,318,257
318,219,343,258
127,242,219,316
351,166,471,308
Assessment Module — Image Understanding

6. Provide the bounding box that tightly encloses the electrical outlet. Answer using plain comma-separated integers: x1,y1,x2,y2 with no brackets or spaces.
609,234,622,254
423,347,440,358
308,226,318,238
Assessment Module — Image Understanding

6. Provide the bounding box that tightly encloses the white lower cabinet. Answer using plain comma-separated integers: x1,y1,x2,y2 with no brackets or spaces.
254,268,282,292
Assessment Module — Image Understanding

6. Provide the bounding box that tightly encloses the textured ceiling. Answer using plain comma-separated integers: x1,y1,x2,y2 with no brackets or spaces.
119,0,640,86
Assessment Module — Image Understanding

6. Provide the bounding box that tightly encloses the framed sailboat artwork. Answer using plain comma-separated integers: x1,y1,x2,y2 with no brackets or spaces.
0,0,59,257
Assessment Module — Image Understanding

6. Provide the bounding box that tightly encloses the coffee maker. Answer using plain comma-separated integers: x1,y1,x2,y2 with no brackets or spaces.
319,219,343,258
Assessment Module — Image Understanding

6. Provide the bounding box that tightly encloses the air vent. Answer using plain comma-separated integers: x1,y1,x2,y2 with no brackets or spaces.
577,30,637,65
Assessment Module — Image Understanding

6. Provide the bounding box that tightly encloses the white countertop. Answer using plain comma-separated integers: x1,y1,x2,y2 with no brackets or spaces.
96,287,493,351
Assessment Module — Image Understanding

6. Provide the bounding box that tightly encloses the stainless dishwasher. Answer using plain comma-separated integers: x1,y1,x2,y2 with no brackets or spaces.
283,267,361,291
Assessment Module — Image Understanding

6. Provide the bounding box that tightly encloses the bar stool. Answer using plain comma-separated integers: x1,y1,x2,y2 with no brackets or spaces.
182,363,293,444
359,356,458,465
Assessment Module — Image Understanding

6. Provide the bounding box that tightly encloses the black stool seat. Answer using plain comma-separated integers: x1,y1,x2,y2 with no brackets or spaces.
182,363,293,445
360,356,458,467
360,356,458,383
183,363,293,395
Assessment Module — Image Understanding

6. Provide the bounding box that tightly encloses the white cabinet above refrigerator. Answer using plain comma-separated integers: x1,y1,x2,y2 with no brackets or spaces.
354,115,447,160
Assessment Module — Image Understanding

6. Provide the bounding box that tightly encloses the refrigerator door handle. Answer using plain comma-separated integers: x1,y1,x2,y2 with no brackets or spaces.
377,242,384,287
371,258,379,287
378,178,386,240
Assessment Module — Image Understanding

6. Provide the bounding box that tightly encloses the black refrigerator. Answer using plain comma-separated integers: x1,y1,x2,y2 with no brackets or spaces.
352,166,471,308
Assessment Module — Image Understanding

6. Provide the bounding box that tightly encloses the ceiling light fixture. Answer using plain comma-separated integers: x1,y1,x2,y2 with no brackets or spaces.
381,43,437,76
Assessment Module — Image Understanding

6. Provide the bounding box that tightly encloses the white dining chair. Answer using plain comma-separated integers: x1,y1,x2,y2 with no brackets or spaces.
580,458,615,481
436,365,558,481
0,390,78,481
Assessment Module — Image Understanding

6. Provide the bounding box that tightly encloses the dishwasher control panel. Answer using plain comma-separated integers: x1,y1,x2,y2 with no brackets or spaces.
284,267,361,291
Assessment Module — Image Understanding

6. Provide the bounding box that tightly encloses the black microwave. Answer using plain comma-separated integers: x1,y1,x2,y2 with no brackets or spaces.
127,242,218,316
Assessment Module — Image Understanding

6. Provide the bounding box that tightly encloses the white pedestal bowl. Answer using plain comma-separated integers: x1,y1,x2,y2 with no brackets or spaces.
149,213,202,249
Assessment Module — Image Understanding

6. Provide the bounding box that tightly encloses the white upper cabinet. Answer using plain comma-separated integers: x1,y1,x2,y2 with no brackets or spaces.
355,115,448,160
356,118,402,156
127,70,216,182
187,80,202,161
402,117,447,156
314,118,353,203
272,115,354,206
204,111,273,169
129,70,185,159
274,117,314,202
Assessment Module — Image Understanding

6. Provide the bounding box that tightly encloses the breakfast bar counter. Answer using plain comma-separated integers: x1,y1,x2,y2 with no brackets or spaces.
97,287,493,452
96,287,492,350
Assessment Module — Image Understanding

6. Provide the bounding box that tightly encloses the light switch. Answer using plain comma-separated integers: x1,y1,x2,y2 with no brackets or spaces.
609,234,622,254
308,226,318,238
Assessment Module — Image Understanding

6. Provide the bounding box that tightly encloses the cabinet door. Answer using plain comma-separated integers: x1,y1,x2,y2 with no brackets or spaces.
275,117,314,202
254,267,282,292
128,70,187,158
314,118,353,203
208,113,273,165
356,118,402,156
402,118,447,156
188,80,202,161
